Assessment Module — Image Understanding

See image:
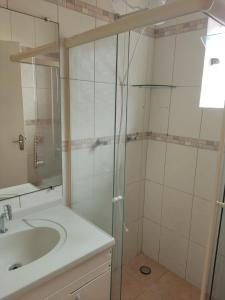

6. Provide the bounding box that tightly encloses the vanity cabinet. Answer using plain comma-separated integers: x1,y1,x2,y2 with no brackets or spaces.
48,271,110,300
16,250,112,300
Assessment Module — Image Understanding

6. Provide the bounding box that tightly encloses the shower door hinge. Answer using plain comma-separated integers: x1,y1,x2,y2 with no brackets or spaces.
216,201,225,208
112,196,123,203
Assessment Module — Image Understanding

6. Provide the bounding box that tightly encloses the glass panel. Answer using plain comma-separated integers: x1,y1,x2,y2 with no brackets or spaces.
207,154,225,300
111,31,129,300
69,36,117,233
69,34,128,299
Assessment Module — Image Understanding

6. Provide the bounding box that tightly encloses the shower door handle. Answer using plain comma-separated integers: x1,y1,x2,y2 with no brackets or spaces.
12,134,25,151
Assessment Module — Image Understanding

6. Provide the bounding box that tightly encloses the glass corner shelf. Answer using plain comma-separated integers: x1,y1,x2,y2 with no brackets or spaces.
132,84,176,88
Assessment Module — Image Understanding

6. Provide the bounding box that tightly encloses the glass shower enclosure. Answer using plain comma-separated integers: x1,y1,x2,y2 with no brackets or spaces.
69,32,129,299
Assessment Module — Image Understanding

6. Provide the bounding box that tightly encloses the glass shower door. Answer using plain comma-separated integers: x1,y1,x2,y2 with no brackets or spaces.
208,163,225,300
69,33,128,300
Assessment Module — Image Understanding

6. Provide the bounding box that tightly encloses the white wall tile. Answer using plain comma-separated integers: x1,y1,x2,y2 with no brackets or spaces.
36,88,51,119
127,87,146,134
71,148,94,181
146,140,166,184
0,8,11,41
144,180,163,224
36,65,52,88
168,87,202,138
95,82,115,137
34,18,58,47
165,144,197,194
21,64,35,88
11,11,35,47
95,36,117,84
143,89,151,132
159,227,189,278
200,108,224,141
126,141,143,184
93,173,113,234
8,0,58,22
59,7,95,38
152,35,176,85
123,220,139,264
190,197,211,247
162,187,192,238
71,177,94,221
22,87,36,120
146,37,155,84
125,181,144,223
173,30,205,86
117,32,129,85
128,32,149,85
143,218,160,261
195,149,218,201
186,242,206,288
94,144,114,176
69,42,94,81
137,218,143,254
70,80,94,140
149,89,170,134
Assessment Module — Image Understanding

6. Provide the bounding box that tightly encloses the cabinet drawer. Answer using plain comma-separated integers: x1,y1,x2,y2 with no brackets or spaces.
47,270,111,300
66,271,111,300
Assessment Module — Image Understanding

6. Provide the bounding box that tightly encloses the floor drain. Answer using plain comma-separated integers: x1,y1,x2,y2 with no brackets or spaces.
8,263,23,271
140,265,151,275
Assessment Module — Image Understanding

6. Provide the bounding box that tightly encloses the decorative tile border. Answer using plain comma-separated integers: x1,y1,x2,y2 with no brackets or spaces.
62,131,219,152
154,18,208,38
46,0,115,23
149,132,219,151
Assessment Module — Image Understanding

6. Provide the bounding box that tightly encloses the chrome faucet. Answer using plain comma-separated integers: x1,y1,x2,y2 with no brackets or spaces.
0,204,12,233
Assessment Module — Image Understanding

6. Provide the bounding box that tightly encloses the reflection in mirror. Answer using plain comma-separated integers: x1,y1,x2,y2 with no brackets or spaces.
0,8,62,200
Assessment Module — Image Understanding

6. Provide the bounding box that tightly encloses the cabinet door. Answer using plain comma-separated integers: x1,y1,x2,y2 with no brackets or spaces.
66,271,110,300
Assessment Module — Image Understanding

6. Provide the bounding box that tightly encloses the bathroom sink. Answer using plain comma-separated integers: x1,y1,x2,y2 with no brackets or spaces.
0,227,60,272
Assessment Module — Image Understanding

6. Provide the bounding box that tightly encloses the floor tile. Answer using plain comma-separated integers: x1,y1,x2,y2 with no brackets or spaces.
122,255,200,300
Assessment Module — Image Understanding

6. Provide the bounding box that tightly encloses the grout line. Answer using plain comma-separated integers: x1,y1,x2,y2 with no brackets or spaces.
157,28,177,265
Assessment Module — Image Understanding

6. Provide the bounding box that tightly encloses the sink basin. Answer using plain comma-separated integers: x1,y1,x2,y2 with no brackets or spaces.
0,227,60,272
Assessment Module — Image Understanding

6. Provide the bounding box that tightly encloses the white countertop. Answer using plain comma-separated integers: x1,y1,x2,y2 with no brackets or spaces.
0,204,115,300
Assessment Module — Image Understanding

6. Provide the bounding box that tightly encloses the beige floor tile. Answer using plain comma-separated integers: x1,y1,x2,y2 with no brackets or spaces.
122,255,200,300
122,268,144,300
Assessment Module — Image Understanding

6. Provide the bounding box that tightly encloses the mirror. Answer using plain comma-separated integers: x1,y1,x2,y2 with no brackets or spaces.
0,7,62,200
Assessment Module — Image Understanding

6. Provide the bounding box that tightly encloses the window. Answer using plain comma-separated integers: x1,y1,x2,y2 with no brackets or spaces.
200,20,225,108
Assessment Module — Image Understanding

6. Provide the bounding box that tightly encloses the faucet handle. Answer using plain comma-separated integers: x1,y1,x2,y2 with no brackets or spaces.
3,204,12,220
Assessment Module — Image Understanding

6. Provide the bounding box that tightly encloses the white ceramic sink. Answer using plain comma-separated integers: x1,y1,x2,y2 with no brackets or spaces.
0,227,60,273
0,204,114,300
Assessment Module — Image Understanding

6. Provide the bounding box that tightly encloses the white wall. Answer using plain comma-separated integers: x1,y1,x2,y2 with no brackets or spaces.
142,17,224,288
